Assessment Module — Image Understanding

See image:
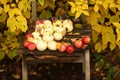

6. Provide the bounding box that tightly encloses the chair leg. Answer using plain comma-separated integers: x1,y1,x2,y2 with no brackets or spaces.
22,57,28,80
84,50,90,80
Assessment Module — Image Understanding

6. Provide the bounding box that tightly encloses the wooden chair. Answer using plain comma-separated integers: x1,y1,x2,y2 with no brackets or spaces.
20,0,91,80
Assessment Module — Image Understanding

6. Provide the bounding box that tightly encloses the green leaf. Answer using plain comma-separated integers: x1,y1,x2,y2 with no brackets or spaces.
39,10,52,19
93,52,101,60
38,0,44,6
75,23,82,29
99,59,105,68
8,49,17,60
0,50,5,60
95,42,102,53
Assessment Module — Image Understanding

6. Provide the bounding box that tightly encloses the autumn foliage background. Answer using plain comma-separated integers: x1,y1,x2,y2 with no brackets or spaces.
0,0,120,80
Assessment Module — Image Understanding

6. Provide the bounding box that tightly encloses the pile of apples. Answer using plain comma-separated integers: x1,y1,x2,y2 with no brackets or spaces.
23,19,91,54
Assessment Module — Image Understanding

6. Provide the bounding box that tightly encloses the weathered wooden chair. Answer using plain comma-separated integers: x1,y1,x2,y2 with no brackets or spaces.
20,0,91,80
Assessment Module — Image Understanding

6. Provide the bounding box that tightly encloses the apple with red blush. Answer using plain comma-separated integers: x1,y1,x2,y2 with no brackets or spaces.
82,35,91,45
23,41,31,48
57,43,67,52
65,45,74,54
28,42,36,51
35,20,43,25
25,33,33,39
74,39,83,48
23,41,36,51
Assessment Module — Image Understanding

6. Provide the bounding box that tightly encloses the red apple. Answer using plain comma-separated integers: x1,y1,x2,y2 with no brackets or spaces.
23,41,31,48
35,20,43,25
74,39,83,48
28,42,36,51
58,43,67,52
82,36,91,45
65,45,74,54
25,33,33,39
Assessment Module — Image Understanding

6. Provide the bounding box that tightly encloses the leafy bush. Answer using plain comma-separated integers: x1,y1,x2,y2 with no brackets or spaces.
0,0,32,60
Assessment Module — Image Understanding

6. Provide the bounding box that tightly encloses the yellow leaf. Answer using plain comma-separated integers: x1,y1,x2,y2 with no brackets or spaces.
92,29,98,43
109,43,116,50
92,24,102,33
4,4,10,13
116,41,120,49
0,0,7,4
16,16,28,32
95,42,102,53
116,5,120,10
75,2,83,5
82,11,89,16
102,43,108,50
116,29,120,41
76,6,82,12
7,17,17,32
8,8,22,18
75,11,82,18
102,34,109,47
23,11,31,19
38,0,44,6
102,2,108,9
110,3,116,8
82,4,88,9
112,22,120,29
0,6,3,14
1,43,8,51
94,4,99,12
8,9,14,18
18,0,24,11
71,7,76,13
68,2,75,7
9,42,20,49
16,0,19,3
0,11,7,22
